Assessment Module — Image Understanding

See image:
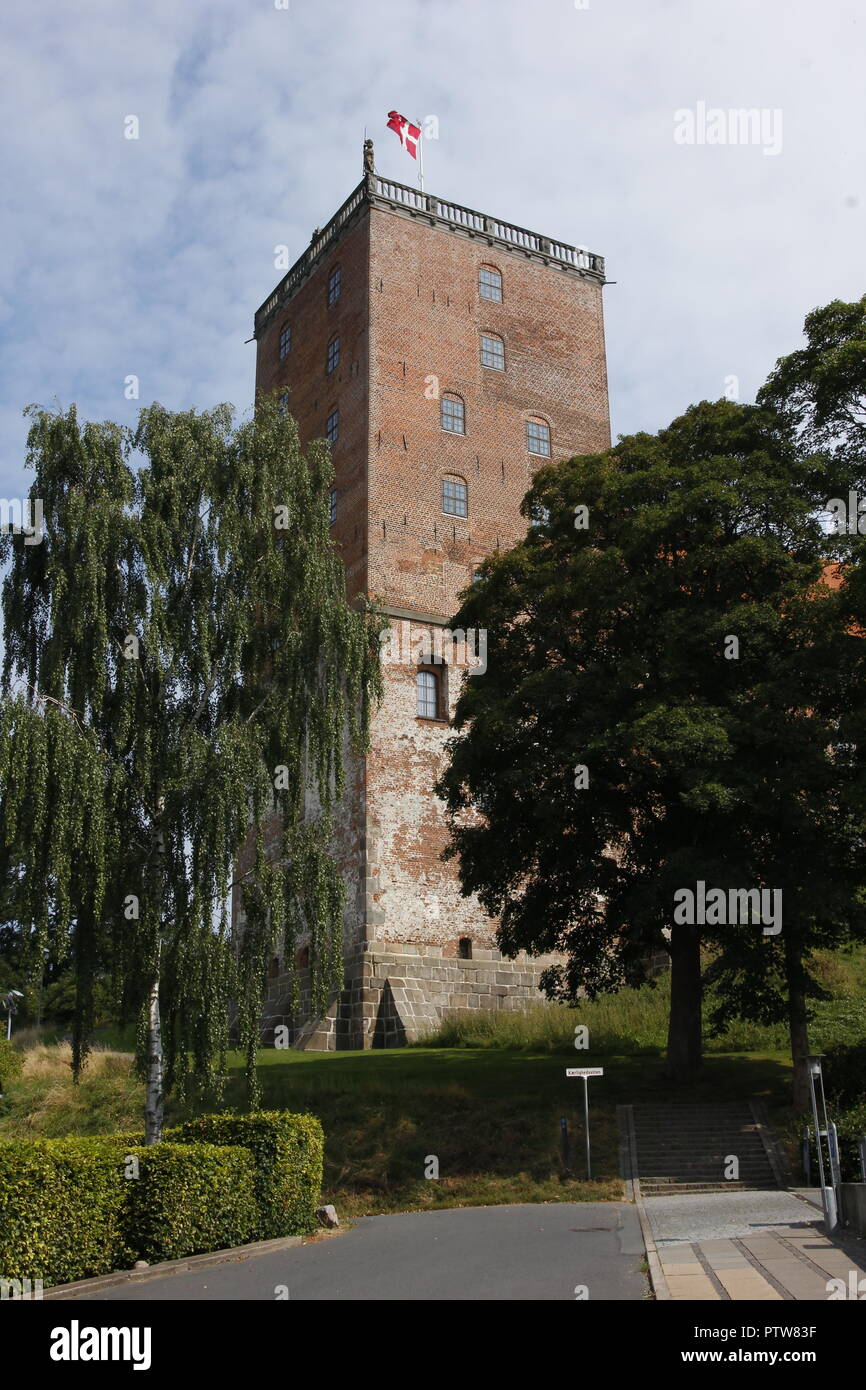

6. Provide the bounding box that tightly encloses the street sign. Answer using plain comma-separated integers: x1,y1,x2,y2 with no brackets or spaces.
565,1068,603,1176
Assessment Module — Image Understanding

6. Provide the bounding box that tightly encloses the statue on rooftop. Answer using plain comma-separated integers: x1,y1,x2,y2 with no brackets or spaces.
363,139,375,175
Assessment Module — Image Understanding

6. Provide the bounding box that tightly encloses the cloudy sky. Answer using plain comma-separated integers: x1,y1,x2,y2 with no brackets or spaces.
0,0,863,499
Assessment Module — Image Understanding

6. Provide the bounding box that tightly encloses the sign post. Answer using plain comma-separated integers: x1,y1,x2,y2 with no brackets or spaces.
566,1067,603,1179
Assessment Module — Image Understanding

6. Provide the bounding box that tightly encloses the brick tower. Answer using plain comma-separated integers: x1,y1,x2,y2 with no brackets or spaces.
250,146,610,1048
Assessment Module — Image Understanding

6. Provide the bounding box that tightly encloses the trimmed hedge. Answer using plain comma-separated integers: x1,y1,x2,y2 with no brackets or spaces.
166,1110,324,1239
0,1109,323,1285
0,1138,130,1285
123,1143,257,1264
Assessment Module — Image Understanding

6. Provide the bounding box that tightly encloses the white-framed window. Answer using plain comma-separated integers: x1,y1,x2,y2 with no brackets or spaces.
442,477,468,517
441,394,465,434
416,669,439,719
481,333,505,370
526,418,551,457
479,266,502,302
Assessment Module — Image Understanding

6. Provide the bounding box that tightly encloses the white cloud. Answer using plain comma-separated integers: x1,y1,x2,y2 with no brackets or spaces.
0,0,862,497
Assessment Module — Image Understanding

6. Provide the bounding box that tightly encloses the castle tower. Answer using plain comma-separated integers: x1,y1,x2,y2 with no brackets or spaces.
251,149,610,1047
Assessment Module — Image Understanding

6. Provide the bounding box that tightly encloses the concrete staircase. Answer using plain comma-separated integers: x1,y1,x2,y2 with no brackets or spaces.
628,1102,783,1196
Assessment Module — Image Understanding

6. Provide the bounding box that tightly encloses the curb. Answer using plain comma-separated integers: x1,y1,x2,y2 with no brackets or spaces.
42,1234,308,1299
618,1103,670,1301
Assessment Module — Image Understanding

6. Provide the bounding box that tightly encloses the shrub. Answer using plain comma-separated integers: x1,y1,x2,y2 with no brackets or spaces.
122,1143,257,1264
0,1039,22,1092
833,1101,866,1179
0,1108,323,1285
0,1137,129,1285
822,1042,866,1106
166,1110,324,1239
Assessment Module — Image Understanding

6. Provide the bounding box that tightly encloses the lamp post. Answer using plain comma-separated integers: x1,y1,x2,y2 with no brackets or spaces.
806,1054,838,1233
2,989,23,1041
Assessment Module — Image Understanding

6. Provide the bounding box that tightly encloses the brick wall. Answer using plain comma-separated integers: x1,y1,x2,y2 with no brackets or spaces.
248,180,610,1047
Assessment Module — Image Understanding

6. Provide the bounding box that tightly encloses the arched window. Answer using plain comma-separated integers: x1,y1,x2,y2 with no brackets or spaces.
327,265,342,306
416,669,440,719
279,323,292,360
526,417,551,457
441,393,465,434
326,335,340,374
479,265,503,302
442,475,468,517
480,332,505,370
458,937,473,960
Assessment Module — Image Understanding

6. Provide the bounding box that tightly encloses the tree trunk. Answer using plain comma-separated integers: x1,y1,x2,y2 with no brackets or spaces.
784,934,811,1113
666,924,703,1082
144,974,164,1145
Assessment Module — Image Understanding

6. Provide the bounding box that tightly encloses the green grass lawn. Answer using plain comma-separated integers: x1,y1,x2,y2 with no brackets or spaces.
216,1044,796,1217
0,1038,797,1217
12,942,862,1216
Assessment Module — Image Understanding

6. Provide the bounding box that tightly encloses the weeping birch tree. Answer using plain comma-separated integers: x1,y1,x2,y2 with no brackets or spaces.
0,397,381,1142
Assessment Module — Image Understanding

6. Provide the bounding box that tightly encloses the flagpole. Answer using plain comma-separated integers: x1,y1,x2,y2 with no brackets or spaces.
416,117,424,194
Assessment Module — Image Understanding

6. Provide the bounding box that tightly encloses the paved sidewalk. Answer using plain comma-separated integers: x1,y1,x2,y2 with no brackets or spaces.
647,1190,866,1300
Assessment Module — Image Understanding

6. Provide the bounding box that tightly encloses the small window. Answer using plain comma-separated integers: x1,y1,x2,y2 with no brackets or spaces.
480,333,505,370
526,419,551,457
326,408,339,445
279,323,291,360
479,267,502,302
442,477,468,518
458,937,472,960
328,266,342,306
529,503,551,528
417,669,439,719
329,488,337,525
441,394,465,434
278,390,289,416
326,336,340,374
267,956,281,979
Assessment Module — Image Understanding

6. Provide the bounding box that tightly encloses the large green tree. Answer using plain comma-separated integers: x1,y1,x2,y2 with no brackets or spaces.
758,294,866,490
436,398,866,1097
0,397,380,1141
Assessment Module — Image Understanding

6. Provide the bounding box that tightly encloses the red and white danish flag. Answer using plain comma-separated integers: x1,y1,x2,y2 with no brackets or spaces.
386,111,421,160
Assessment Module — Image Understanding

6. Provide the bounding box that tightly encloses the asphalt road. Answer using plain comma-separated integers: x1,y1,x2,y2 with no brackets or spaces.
67,1202,648,1302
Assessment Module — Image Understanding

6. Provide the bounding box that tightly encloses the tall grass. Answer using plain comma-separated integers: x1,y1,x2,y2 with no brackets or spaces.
0,1043,143,1138
413,946,866,1056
